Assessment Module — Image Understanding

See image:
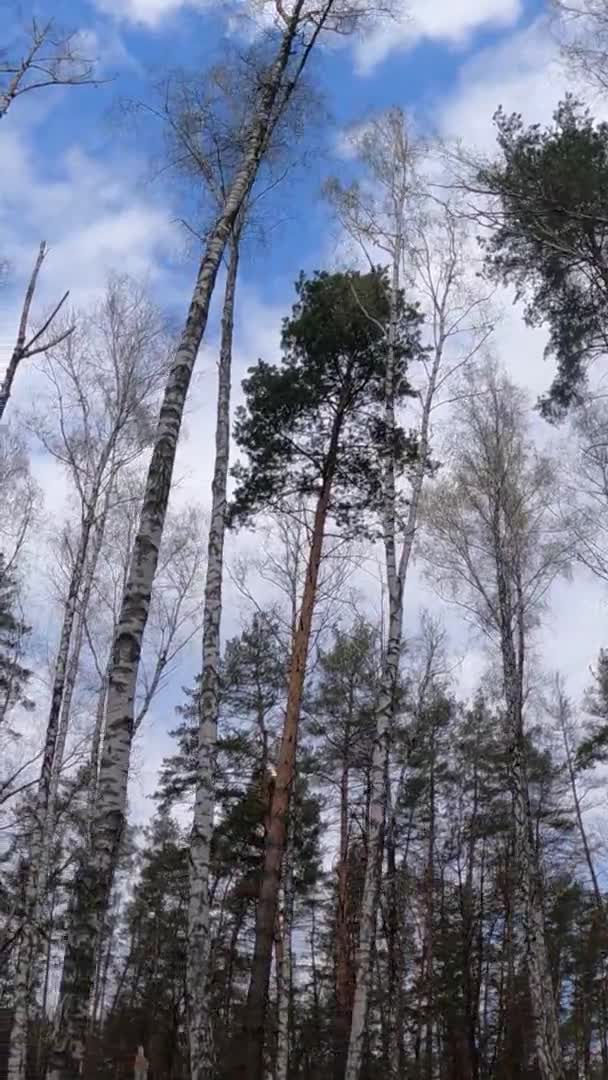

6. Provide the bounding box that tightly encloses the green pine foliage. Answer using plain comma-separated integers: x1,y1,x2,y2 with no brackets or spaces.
479,97,608,416
229,268,424,531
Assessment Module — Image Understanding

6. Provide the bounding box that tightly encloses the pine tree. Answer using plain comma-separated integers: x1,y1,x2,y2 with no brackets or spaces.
230,267,423,1079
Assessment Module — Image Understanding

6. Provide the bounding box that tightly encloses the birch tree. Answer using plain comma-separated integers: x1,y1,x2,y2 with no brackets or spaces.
422,361,571,1080
0,425,38,584
559,396,608,583
0,16,95,120
0,243,73,423
547,675,608,1068
48,9,388,1076
82,482,206,825
325,109,493,1080
7,277,169,1080
553,0,608,91
188,230,242,1080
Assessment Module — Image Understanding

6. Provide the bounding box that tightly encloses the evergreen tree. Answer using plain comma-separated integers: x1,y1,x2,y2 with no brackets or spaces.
230,267,423,1079
477,98,608,416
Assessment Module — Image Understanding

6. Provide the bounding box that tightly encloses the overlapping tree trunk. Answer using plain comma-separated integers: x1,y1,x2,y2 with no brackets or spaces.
496,546,563,1080
187,231,240,1080
274,822,293,1080
8,446,115,1080
47,13,317,1075
345,277,442,1080
240,412,344,1080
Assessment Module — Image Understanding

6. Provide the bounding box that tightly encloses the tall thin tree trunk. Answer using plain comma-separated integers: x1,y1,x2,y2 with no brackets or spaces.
345,245,445,1080
8,475,109,1080
0,242,51,421
274,809,294,1080
42,482,113,884
188,228,241,1080
274,859,292,1080
557,689,608,1068
239,410,344,1080
497,567,563,1080
47,19,310,1075
87,659,110,835
334,740,354,1080
423,729,436,1080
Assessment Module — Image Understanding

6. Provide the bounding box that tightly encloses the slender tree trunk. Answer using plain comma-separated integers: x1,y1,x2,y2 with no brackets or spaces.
345,264,444,1080
274,855,292,1080
461,762,481,1080
47,19,311,1075
188,229,241,1080
274,810,294,1080
558,696,608,1070
239,412,344,1080
87,659,110,835
0,242,46,421
423,727,436,1080
496,570,563,1080
43,482,112,881
334,735,354,1080
8,475,110,1080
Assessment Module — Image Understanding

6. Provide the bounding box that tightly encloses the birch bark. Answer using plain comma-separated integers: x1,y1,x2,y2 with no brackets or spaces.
7,452,113,1080
274,809,294,1080
187,230,240,1080
421,365,568,1080
499,600,563,1080
47,11,332,1075
0,242,71,423
339,132,490,1078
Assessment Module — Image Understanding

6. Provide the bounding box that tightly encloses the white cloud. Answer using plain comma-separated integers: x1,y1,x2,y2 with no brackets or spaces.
93,0,523,74
436,13,608,152
0,115,180,330
94,0,212,27
355,0,523,75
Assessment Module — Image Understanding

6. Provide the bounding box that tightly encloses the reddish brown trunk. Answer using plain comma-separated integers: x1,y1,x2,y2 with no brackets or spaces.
238,413,344,1080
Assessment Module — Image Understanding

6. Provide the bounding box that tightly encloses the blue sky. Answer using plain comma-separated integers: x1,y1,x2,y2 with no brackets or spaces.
3,0,607,818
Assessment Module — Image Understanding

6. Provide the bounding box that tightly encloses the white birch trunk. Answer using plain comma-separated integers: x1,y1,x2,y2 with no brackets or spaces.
7,464,113,1080
275,820,294,1080
344,277,443,1080
509,703,563,1080
48,14,336,1074
41,482,112,884
188,231,240,1080
87,660,110,835
496,558,563,1079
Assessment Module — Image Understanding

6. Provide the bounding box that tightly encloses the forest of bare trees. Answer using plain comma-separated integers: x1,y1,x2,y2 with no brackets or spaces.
4,1,608,1078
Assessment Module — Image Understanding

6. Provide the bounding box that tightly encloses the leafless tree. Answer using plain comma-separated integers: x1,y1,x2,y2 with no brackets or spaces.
0,426,39,577
0,243,73,423
7,276,170,1080
558,396,608,583
325,108,493,1080
552,0,608,92
421,360,572,1080
0,17,96,120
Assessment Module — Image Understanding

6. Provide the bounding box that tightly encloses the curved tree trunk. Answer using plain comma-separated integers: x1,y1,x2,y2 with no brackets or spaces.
187,230,240,1080
47,16,311,1075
